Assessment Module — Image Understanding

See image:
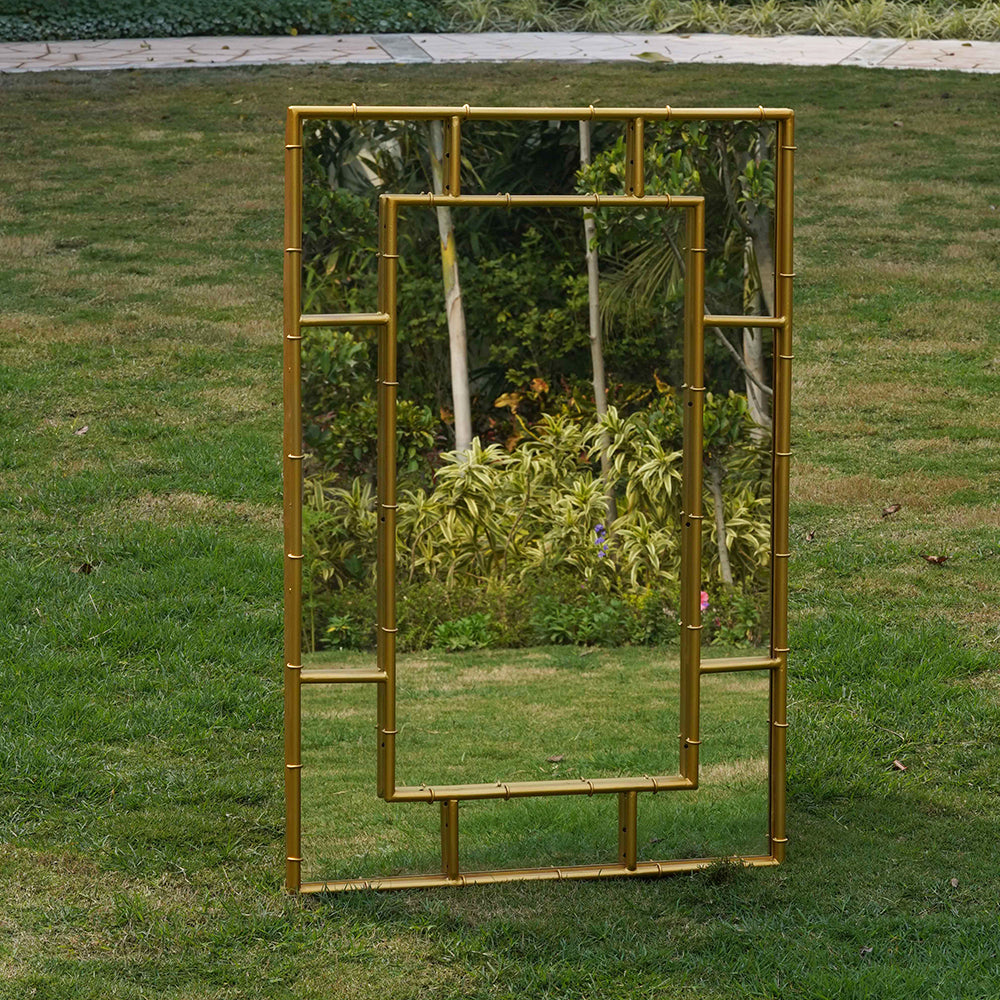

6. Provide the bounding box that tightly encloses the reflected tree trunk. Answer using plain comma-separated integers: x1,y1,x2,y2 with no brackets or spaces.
708,463,734,589
579,120,617,526
429,120,472,453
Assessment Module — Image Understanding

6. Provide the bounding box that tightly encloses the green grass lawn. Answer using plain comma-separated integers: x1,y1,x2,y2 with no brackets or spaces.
1,60,998,998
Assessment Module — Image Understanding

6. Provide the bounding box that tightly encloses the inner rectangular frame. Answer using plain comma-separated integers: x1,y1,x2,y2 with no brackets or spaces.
283,104,794,892
376,193,704,808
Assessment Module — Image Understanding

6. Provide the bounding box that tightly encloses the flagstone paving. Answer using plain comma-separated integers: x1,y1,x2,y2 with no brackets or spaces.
1,30,999,74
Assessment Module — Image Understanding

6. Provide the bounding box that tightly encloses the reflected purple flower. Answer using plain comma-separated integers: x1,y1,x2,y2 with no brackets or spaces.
594,524,609,558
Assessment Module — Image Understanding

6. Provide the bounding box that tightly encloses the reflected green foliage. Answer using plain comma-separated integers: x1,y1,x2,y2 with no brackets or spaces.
304,397,770,650
299,117,774,644
578,120,775,391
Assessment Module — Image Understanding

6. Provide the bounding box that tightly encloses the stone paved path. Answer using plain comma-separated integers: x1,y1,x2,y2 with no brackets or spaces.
1,31,999,74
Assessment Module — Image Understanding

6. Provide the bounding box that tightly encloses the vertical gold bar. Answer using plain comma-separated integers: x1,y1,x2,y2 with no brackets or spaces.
376,196,399,799
375,202,386,798
441,799,459,879
444,116,461,195
625,117,645,197
618,791,638,870
679,203,706,783
769,115,794,863
283,108,305,892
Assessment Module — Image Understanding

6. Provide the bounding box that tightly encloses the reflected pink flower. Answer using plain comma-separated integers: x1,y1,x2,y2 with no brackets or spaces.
700,591,710,612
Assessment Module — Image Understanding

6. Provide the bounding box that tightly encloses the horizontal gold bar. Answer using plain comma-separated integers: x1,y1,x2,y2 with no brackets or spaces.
700,656,781,674
391,775,694,802
299,855,780,892
704,315,787,328
289,105,793,123
299,312,390,327
387,193,699,210
300,669,387,684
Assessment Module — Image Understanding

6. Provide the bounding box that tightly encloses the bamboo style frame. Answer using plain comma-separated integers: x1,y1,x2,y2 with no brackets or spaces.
283,104,794,892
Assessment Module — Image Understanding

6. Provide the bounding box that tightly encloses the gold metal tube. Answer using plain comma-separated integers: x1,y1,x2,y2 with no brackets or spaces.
625,117,644,197
445,116,461,195
299,312,389,327
299,855,779,893
679,203,706,784
441,800,460,880
700,656,781,674
388,193,696,209
285,107,794,891
704,314,786,328
768,114,795,864
376,195,400,800
391,774,694,803
618,791,638,871
289,105,793,123
283,108,305,893
375,202,387,799
299,669,388,684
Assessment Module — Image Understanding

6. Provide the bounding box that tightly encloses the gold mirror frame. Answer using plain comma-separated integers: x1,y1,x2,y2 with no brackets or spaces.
283,105,794,892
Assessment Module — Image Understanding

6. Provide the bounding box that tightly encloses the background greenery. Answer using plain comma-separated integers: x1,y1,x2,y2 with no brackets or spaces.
0,0,447,41
1,57,998,998
446,0,1000,40
2,0,1000,41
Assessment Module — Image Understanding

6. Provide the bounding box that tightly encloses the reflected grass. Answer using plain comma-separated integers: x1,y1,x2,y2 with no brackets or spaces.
301,647,769,882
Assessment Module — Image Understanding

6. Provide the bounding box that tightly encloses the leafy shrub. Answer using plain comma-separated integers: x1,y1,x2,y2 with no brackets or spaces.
323,613,368,650
0,0,445,41
302,399,770,653
704,585,767,646
310,577,682,652
532,593,636,646
301,326,439,482
624,587,682,645
434,613,496,652
305,403,769,600
306,566,764,653
305,578,375,652
309,577,535,653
